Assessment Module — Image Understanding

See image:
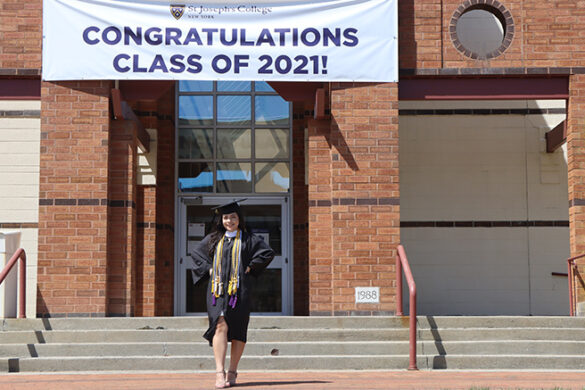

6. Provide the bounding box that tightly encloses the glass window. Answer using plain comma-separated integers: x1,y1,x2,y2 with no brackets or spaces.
179,96,213,126
217,129,251,159
456,10,504,57
250,269,281,312
217,96,251,126
178,162,213,192
241,204,282,255
218,81,251,92
255,162,289,193
255,129,289,159
177,82,291,194
179,129,213,160
255,82,275,93
217,162,252,193
255,95,289,125
179,80,213,92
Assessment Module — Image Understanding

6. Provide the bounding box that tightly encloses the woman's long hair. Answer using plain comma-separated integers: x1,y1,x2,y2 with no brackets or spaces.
207,210,246,257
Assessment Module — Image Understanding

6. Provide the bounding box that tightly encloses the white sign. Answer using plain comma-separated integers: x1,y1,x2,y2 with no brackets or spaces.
42,0,398,82
355,287,379,303
188,223,206,237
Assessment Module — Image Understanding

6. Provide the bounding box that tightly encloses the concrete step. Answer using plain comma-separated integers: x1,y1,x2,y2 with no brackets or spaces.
418,327,585,341
0,341,413,358
1,326,583,345
416,316,585,329
423,355,585,370
2,316,585,372
2,340,584,359
0,328,411,344
2,355,415,372
5,353,585,372
0,316,406,331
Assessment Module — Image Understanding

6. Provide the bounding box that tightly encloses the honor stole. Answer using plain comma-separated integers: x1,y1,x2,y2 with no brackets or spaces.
211,230,242,308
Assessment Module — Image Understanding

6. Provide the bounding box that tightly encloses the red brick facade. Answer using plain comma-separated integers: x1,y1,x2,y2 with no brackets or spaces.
2,0,585,316
38,81,111,316
307,83,399,315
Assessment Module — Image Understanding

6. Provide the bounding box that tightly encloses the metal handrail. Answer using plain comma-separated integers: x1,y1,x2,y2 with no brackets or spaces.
568,253,585,316
396,244,417,370
0,248,26,318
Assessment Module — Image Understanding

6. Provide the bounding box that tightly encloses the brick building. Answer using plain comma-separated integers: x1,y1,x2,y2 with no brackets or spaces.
0,0,583,318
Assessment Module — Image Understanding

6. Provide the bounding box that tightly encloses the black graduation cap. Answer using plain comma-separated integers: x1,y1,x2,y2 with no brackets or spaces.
211,198,247,215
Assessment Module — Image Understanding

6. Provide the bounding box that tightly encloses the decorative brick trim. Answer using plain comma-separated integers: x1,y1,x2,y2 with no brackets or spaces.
0,68,41,76
136,222,174,232
310,311,396,316
39,312,107,318
0,223,39,229
450,0,514,60
570,199,585,207
400,67,583,77
401,220,569,228
399,108,566,116
310,197,400,207
0,110,40,118
39,198,135,208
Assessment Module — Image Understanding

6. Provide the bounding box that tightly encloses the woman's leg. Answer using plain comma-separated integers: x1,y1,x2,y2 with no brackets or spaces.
227,340,246,384
212,317,229,387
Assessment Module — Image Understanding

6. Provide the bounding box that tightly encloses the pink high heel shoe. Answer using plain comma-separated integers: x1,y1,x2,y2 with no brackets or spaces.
215,370,230,389
227,370,238,386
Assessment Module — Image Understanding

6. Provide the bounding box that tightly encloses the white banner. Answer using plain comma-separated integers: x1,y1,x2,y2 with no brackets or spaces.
42,0,397,82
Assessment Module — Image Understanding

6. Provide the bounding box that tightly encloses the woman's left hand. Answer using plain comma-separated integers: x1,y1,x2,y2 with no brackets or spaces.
245,266,251,274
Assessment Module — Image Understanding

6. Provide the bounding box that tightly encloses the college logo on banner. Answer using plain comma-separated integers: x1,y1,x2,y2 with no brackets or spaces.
170,4,185,20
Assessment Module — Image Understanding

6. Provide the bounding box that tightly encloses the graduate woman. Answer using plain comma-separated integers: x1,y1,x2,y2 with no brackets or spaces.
190,200,275,389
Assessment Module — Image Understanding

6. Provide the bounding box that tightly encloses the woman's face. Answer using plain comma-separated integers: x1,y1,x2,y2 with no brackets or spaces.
222,212,239,232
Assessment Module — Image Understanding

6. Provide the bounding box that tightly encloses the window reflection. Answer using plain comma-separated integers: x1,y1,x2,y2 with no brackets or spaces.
179,96,213,126
256,129,289,159
250,269,282,312
218,96,251,126
217,162,252,193
217,129,251,159
179,129,213,160
177,82,291,194
255,162,289,193
179,80,213,92
218,81,251,92
178,162,213,192
255,96,289,125
255,82,276,92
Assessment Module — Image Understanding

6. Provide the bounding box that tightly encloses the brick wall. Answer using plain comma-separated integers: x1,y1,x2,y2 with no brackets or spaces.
307,83,399,315
136,186,157,316
568,74,585,315
399,0,585,70
0,0,41,73
106,120,137,316
38,81,111,317
153,116,175,316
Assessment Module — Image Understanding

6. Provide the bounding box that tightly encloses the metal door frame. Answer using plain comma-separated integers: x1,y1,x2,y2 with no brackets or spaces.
174,195,292,316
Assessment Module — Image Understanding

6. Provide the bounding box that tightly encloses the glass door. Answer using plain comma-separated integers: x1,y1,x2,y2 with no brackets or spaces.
176,196,290,315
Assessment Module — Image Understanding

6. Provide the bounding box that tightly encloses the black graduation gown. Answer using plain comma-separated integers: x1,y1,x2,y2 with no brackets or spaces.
190,230,275,345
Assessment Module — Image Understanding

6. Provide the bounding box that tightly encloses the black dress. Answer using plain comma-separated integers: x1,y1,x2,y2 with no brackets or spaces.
190,230,275,345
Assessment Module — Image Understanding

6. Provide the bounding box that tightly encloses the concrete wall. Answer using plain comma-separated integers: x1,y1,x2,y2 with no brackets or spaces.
400,99,569,315
0,100,40,318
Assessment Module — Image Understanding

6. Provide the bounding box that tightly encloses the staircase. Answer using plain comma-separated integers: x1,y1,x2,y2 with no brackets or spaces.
0,316,584,372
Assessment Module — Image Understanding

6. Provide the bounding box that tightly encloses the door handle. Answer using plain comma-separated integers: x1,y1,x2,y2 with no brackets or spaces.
285,257,288,264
